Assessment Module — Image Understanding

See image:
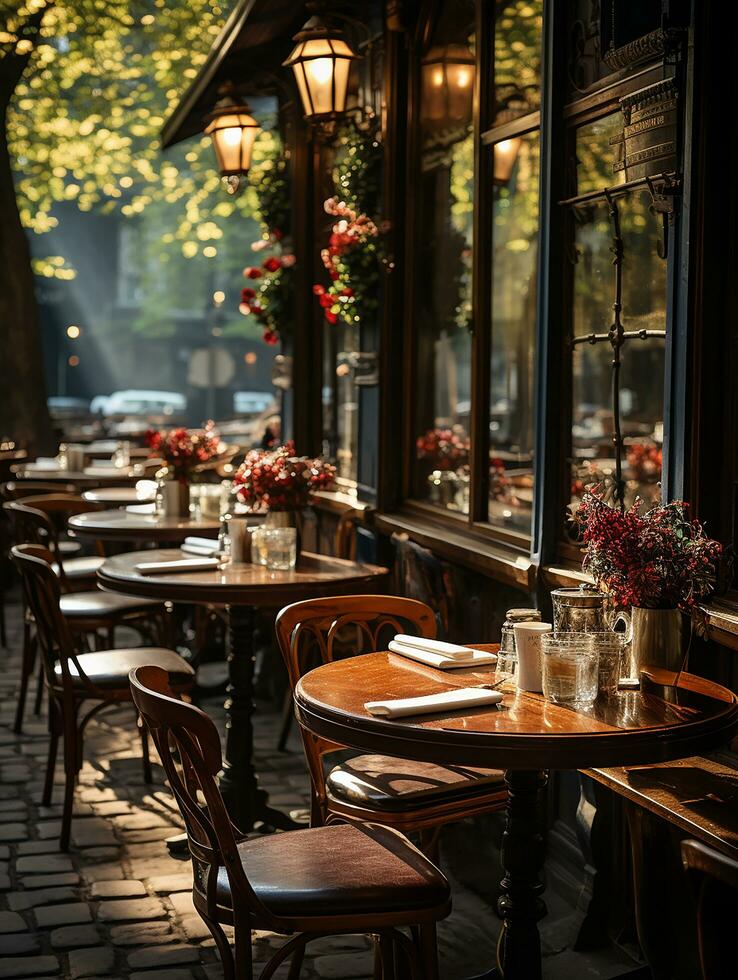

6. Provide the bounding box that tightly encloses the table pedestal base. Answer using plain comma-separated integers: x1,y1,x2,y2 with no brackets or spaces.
218,605,299,833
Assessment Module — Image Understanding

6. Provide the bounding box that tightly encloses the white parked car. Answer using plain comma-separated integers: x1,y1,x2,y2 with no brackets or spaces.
92,390,186,418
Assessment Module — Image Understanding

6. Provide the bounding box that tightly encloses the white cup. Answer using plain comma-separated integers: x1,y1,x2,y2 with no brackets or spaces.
513,622,553,693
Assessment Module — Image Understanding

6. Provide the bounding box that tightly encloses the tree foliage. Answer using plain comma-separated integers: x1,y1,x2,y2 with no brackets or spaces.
1,0,276,308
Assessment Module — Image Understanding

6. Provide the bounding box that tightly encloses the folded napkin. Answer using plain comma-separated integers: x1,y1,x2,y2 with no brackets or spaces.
84,465,123,477
135,479,157,501
394,634,479,660
181,538,220,557
126,503,156,514
365,687,503,719
135,557,220,575
388,639,497,670
26,458,59,471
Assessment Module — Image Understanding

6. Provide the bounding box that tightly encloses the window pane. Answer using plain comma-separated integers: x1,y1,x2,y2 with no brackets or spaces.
322,321,360,483
488,133,539,530
493,0,544,125
570,188,667,515
413,2,475,514
576,113,625,195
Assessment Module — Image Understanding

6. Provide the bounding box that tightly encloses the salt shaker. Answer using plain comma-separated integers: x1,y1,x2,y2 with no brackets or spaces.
498,608,542,678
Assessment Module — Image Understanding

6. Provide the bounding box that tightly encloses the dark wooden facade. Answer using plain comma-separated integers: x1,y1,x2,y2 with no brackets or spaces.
165,2,738,974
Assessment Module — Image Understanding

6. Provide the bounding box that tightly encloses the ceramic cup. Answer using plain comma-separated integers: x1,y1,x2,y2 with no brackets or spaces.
513,621,553,693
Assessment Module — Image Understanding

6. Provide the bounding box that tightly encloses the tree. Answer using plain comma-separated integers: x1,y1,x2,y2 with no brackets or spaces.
0,0,275,448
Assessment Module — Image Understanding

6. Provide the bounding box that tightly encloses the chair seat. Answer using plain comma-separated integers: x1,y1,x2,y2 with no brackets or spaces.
52,555,105,579
215,822,449,918
327,754,504,812
54,647,194,691
60,590,162,620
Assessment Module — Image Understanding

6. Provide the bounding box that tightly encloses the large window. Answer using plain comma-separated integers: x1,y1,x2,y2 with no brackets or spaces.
409,0,542,539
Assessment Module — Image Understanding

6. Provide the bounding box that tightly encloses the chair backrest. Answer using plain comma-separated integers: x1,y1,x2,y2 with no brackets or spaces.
2,481,77,501
10,544,84,696
129,665,274,924
274,595,436,809
4,495,100,587
681,839,738,979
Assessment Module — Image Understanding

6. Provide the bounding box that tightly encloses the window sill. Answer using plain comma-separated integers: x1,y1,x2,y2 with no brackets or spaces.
311,487,370,518
374,511,536,591
698,595,738,651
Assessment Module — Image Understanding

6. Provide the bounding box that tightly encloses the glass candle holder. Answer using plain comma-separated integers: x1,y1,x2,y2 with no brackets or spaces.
264,527,297,571
198,484,223,520
590,632,626,696
541,632,598,706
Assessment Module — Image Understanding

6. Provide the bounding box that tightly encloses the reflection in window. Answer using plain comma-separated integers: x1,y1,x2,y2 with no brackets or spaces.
570,188,667,511
413,1,475,513
322,321,360,483
493,0,543,124
488,134,539,530
576,113,625,195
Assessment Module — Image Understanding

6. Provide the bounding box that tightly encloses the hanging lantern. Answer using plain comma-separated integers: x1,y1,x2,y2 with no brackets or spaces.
421,43,475,124
493,137,522,184
283,13,360,120
204,89,260,195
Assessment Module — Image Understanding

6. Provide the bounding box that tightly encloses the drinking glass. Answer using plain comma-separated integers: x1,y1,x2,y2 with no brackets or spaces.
198,484,223,520
590,632,626,695
542,633,598,706
264,527,297,571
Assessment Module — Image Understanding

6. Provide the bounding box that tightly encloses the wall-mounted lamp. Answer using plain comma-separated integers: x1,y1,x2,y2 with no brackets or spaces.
421,43,475,125
204,86,260,195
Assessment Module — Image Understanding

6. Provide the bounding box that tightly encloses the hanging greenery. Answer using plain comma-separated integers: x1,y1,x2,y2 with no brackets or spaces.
238,138,295,345
313,122,382,328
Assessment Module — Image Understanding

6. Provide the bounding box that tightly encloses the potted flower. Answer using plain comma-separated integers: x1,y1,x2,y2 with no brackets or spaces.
145,422,221,517
574,490,722,674
233,443,335,552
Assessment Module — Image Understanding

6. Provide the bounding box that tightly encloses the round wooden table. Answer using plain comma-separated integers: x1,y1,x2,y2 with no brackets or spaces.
12,466,141,487
82,487,156,507
294,650,738,980
98,549,389,832
70,508,220,544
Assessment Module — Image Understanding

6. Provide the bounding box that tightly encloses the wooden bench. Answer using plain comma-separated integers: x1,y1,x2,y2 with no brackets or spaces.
586,755,738,859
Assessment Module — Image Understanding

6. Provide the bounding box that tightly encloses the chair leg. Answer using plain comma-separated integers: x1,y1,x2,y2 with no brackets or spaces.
33,657,44,715
286,941,306,980
42,731,59,806
417,923,439,980
13,620,35,733
379,933,396,980
60,711,81,852
0,589,7,647
233,910,254,980
200,909,237,980
277,686,294,751
138,714,153,784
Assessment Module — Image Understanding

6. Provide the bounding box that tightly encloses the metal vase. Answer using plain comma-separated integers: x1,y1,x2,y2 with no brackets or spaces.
627,607,683,679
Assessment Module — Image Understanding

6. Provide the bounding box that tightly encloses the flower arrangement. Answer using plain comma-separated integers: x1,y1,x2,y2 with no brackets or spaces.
233,442,336,512
416,427,470,470
240,231,296,345
313,123,382,328
575,489,722,611
145,422,221,482
314,196,379,326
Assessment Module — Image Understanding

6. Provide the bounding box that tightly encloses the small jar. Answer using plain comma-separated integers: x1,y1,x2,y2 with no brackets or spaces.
498,608,542,678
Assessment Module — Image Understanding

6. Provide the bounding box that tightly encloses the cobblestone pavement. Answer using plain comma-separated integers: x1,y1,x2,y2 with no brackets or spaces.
0,597,642,979
0,598,507,979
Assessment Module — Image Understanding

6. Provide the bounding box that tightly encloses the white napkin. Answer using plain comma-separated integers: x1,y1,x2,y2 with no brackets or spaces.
84,465,123,477
394,634,479,660
135,557,220,574
365,687,503,719
26,458,59,471
126,503,156,514
388,640,497,670
181,538,220,557
135,479,157,501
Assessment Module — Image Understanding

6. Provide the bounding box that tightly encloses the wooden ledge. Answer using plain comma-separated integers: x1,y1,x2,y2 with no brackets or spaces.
374,512,535,591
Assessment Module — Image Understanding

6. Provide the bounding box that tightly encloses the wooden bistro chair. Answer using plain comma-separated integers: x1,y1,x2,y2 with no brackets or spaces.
5,496,166,733
681,839,738,980
275,596,507,857
11,544,194,850
130,664,450,980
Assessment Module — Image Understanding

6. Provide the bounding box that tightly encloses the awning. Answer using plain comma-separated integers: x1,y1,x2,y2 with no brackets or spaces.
161,0,307,148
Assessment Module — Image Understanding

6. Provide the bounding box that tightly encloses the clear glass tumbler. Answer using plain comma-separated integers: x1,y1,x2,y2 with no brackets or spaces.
264,527,297,571
590,632,626,695
542,633,598,706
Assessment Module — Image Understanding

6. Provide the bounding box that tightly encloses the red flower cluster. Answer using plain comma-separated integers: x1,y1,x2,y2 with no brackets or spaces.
314,197,378,325
576,490,722,611
239,231,296,345
145,422,220,481
233,442,336,512
416,427,469,471
627,442,663,483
